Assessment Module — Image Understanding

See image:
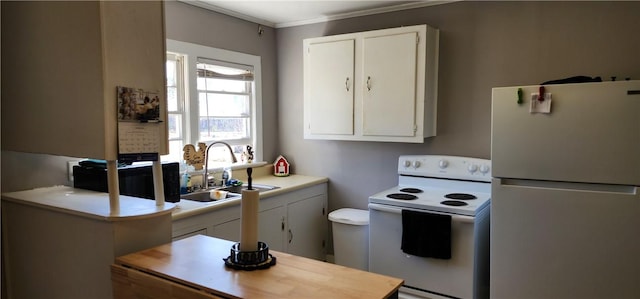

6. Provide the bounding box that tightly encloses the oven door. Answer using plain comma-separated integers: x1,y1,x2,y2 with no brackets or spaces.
368,203,489,299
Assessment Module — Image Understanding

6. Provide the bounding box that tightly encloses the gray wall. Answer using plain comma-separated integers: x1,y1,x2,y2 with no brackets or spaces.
277,1,640,212
3,1,640,213
1,1,281,192
164,1,280,163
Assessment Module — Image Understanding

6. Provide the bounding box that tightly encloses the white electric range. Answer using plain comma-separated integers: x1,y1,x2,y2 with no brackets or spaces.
368,155,491,299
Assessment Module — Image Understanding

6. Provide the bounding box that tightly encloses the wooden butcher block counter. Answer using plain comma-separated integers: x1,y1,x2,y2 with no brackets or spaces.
112,235,403,299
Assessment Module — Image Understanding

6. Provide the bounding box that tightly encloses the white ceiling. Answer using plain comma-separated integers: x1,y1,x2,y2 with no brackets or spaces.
182,0,450,28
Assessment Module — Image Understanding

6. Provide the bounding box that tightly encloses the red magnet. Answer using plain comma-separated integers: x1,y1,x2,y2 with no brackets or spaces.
538,86,545,102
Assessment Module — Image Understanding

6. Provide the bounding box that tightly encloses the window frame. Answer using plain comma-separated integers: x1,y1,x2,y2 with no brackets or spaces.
165,39,263,163
165,52,188,163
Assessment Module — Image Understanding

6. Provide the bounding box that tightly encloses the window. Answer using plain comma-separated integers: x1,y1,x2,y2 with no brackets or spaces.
196,58,252,142
164,40,263,167
165,53,186,163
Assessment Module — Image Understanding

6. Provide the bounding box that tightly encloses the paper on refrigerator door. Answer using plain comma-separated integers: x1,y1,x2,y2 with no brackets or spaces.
529,93,552,113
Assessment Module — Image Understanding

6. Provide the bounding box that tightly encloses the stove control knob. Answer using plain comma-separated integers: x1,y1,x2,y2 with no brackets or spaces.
468,164,478,173
412,161,421,169
403,160,412,168
479,164,491,174
438,160,448,169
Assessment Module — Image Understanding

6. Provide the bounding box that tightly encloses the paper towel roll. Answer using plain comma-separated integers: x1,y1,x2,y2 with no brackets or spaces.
240,189,260,252
152,161,165,206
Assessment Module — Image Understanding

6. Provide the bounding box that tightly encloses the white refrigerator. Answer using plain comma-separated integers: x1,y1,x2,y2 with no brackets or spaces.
490,80,640,299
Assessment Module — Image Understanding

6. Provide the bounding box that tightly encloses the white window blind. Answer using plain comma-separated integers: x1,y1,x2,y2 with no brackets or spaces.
196,58,253,143
196,58,254,81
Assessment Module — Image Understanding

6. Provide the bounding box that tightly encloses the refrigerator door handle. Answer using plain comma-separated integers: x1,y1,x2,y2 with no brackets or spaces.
498,178,638,195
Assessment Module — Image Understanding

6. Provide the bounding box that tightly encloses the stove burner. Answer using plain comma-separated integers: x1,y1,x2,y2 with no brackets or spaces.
445,193,477,200
387,193,418,200
441,200,468,206
399,188,423,194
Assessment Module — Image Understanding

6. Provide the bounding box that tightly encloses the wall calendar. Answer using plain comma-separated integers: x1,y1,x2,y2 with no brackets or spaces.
116,86,163,162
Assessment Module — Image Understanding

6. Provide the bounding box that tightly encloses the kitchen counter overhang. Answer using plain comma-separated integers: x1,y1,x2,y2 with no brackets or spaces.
2,185,176,220
112,235,403,299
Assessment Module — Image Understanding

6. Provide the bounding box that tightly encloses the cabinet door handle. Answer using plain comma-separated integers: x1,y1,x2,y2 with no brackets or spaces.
281,217,285,231
288,229,293,244
345,77,350,91
366,76,371,91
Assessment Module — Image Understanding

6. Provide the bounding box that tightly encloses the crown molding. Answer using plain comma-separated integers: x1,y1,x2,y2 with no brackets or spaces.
180,1,456,28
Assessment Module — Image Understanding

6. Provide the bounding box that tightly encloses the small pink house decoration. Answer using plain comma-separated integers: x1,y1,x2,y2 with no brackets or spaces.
273,155,290,177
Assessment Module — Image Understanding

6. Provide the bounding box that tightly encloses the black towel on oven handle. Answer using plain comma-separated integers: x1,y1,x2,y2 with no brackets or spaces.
401,209,452,259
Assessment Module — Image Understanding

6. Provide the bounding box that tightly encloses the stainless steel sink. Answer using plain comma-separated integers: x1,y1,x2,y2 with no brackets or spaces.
217,183,280,194
181,184,279,202
181,190,241,202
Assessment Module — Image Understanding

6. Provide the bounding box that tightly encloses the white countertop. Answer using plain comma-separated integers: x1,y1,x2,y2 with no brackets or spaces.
0,166,328,222
1,185,175,221
172,174,328,220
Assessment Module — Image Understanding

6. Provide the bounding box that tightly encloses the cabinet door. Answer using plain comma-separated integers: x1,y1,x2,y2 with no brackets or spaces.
286,194,327,260
210,207,286,251
258,206,286,252
211,218,240,242
172,228,207,241
305,39,355,135
362,32,418,137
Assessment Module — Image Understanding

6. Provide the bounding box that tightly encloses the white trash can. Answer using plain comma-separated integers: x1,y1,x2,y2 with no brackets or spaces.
328,208,369,270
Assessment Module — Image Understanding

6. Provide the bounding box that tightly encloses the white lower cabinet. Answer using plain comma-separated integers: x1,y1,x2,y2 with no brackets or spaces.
258,190,328,260
211,218,240,242
208,205,286,251
257,206,287,252
285,193,327,260
172,204,239,242
173,183,328,260
173,228,208,241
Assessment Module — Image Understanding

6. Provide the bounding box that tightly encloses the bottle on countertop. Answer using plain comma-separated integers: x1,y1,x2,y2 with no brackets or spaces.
180,172,190,194
222,167,232,186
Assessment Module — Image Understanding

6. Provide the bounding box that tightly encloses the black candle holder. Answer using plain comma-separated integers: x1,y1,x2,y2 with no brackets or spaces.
223,241,276,270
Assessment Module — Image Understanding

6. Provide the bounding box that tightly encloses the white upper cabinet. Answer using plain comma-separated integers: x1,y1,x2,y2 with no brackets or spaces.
306,39,355,136
1,1,168,159
362,32,418,137
303,25,439,143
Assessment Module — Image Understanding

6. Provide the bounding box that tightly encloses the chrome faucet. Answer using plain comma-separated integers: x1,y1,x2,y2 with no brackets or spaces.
203,141,238,190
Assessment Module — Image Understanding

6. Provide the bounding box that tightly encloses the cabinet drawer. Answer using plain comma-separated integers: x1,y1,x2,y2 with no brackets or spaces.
112,264,224,299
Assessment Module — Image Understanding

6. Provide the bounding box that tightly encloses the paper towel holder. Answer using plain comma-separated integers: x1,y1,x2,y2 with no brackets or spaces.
223,241,276,270
223,162,276,270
